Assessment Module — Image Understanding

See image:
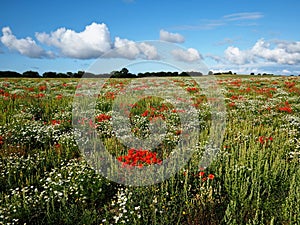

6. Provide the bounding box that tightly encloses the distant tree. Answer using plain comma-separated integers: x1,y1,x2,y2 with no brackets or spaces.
111,68,136,78
120,68,129,76
73,71,85,78
188,71,203,76
23,70,40,78
0,71,22,77
250,72,255,75
43,72,57,78
208,71,214,75
179,72,189,76
56,72,69,78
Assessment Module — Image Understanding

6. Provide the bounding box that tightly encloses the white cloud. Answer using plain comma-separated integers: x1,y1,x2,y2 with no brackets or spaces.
172,12,263,31
35,22,158,60
0,27,53,58
223,12,264,21
206,38,300,75
172,48,201,62
36,22,111,59
224,46,254,65
108,37,158,60
1,22,160,60
252,39,300,64
159,29,185,43
220,39,300,66
282,69,291,74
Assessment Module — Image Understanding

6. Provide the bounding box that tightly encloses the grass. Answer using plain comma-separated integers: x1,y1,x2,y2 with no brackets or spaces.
0,75,299,224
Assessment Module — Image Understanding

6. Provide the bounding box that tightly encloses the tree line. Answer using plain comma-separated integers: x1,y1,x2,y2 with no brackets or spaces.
0,69,281,78
0,68,204,78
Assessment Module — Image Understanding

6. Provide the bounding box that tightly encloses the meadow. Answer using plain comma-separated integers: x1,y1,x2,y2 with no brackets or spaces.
0,75,299,224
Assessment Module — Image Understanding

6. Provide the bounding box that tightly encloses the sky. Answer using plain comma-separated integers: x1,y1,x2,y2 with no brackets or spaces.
1,0,300,75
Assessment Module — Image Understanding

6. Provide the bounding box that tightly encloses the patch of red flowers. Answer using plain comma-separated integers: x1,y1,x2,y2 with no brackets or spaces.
96,114,112,122
56,94,63,100
186,87,199,93
184,168,216,182
51,120,61,125
285,81,296,89
0,136,4,145
198,170,215,181
258,136,273,144
278,101,293,113
140,104,169,121
105,92,116,100
38,85,47,91
117,148,162,168
228,102,236,108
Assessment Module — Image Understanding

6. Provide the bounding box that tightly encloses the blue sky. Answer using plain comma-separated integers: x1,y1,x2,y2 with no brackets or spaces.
1,0,300,75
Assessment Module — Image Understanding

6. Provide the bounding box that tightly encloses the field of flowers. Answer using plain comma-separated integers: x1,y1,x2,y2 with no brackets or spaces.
0,75,299,224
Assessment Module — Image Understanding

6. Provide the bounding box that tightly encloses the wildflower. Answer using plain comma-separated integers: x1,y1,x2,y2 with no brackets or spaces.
258,136,273,144
199,171,205,177
117,148,162,167
141,110,149,117
96,114,111,122
278,101,293,113
38,85,47,91
186,87,199,93
208,174,215,180
51,120,61,125
228,102,236,107
56,94,63,100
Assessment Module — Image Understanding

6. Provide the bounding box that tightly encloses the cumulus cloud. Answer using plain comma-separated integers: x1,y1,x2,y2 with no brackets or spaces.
207,39,300,75
0,27,53,58
35,22,158,60
222,39,300,65
224,46,254,65
159,29,185,43
251,39,300,64
36,22,112,59
106,37,158,60
282,69,291,74
172,48,201,62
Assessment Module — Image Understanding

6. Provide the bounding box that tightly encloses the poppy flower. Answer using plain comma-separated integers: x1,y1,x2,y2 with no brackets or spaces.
208,174,215,180
199,171,205,177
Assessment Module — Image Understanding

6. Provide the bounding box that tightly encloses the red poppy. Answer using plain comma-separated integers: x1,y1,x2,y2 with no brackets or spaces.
228,102,236,107
96,114,111,122
208,174,215,180
51,120,61,125
199,171,205,177
39,85,47,91
56,94,63,100
258,136,273,144
141,110,149,117
117,148,162,168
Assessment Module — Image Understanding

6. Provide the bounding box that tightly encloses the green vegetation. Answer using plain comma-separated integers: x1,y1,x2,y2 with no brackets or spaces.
0,76,299,224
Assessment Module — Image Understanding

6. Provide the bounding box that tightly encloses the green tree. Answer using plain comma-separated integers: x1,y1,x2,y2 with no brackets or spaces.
23,70,40,78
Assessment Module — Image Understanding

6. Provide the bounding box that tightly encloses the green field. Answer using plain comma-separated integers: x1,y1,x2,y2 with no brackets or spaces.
0,75,299,224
